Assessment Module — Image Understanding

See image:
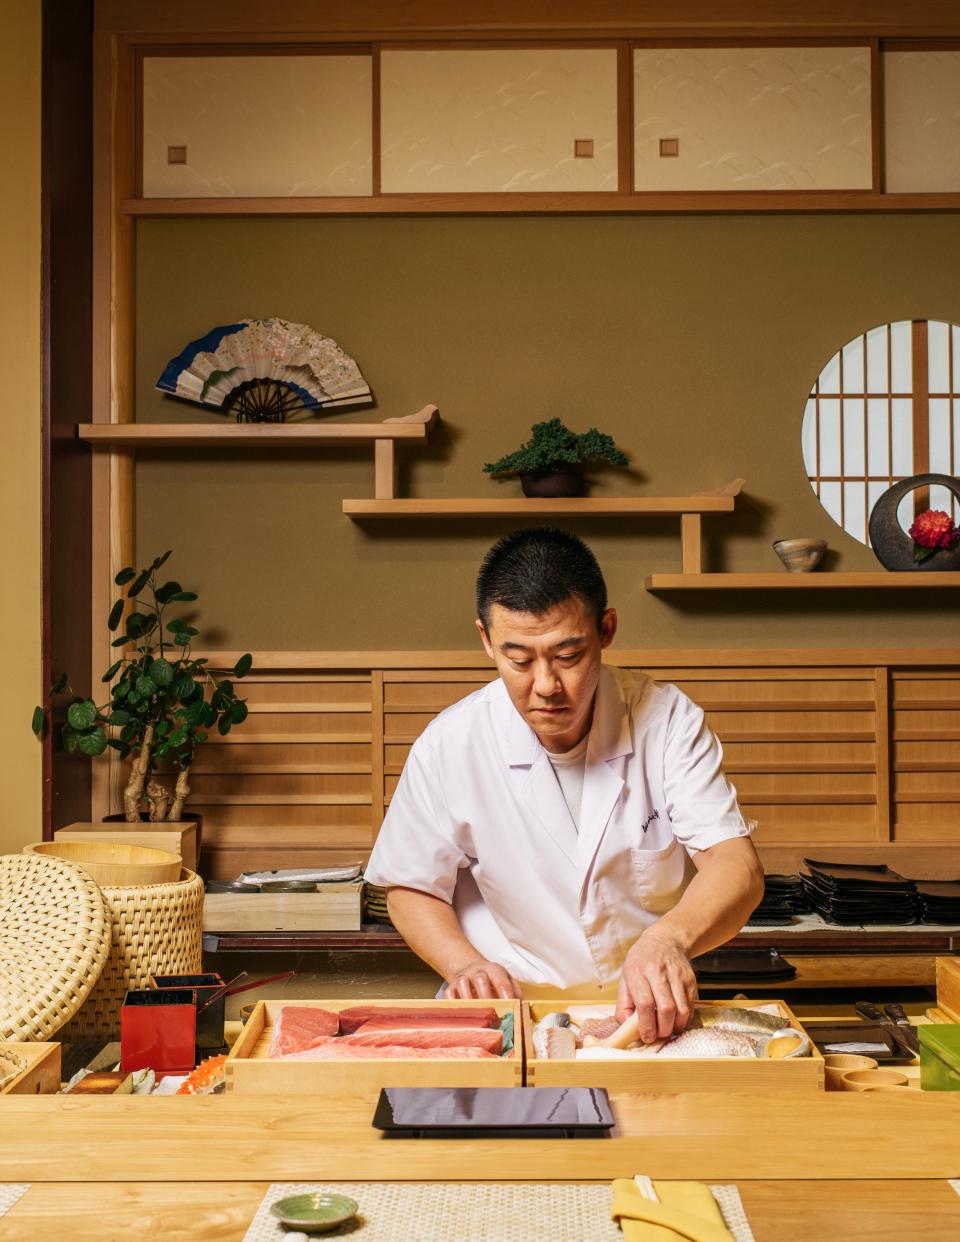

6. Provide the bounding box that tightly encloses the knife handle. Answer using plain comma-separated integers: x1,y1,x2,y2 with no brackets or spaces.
854,1000,885,1023
884,1002,911,1026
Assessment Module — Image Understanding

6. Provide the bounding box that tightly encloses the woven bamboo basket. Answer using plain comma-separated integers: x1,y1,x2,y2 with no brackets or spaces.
24,839,182,886
59,868,204,1042
0,853,111,1042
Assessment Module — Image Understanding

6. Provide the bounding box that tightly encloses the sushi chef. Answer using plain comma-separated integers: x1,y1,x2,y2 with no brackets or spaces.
365,528,764,1043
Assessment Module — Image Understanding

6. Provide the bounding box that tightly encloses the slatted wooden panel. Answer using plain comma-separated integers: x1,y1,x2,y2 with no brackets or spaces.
892,670,960,841
192,675,375,878
193,657,960,877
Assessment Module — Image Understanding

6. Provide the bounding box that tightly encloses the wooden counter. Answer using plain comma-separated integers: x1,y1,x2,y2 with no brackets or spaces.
3,1092,959,1183
5,1180,960,1242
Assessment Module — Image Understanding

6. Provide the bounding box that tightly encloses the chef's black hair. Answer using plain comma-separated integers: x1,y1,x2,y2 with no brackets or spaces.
476,527,608,632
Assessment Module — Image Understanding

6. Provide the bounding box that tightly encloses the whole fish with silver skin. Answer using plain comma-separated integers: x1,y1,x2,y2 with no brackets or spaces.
693,1005,788,1037
576,1029,760,1059
239,865,362,886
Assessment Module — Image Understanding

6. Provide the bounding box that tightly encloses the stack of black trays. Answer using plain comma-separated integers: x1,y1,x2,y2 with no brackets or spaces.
914,879,960,924
801,859,921,925
747,874,812,924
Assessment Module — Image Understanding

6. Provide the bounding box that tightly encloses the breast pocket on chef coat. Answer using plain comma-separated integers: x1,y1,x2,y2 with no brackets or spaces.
630,839,690,915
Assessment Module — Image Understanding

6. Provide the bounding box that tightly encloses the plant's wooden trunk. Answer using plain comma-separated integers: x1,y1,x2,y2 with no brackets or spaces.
146,778,171,823
168,766,191,822
123,723,155,822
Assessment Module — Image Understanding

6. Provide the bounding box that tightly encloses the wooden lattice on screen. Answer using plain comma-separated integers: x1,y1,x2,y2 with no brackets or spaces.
185,652,960,879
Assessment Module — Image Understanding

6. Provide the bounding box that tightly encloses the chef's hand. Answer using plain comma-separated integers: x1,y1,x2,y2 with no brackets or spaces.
616,927,698,1042
443,957,523,1000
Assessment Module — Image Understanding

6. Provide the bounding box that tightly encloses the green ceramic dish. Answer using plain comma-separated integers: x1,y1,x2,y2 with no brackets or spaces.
269,1192,359,1233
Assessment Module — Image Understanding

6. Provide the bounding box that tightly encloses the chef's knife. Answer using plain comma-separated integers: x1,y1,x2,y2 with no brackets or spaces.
883,1001,920,1054
853,1000,919,1056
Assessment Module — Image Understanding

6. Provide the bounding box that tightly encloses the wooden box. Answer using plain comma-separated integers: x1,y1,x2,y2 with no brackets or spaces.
523,998,824,1093
0,1042,61,1095
227,998,521,1095
203,883,362,932
56,821,198,873
936,956,960,1022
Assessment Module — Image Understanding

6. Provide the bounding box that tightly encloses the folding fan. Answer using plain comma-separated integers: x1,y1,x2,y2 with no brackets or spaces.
155,318,372,422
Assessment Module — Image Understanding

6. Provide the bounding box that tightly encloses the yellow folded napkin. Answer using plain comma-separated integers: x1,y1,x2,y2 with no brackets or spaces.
611,1178,734,1242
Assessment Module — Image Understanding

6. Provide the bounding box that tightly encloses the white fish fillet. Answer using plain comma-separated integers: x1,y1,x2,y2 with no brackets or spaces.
533,1024,576,1060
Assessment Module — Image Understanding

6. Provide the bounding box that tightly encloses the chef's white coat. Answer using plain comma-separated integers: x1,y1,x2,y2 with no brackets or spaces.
364,666,752,991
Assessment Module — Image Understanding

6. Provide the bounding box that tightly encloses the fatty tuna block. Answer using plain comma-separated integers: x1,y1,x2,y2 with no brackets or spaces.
337,1006,499,1033
340,1027,503,1053
279,1043,497,1061
268,1006,340,1058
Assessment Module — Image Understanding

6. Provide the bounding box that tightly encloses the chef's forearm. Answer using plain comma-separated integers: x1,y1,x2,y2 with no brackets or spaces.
385,885,486,981
641,837,764,959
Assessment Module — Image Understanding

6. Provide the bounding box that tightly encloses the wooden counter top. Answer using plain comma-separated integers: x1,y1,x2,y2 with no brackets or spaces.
3,1092,959,1183
5,1180,960,1242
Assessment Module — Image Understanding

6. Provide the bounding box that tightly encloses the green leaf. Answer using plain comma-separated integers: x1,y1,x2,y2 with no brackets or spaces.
218,680,234,698
101,659,124,682
127,568,151,598
166,618,187,633
156,720,170,738
155,580,182,604
173,632,191,647
172,673,197,701
112,635,131,648
169,591,198,602
67,699,97,730
168,727,188,747
107,599,125,631
135,675,155,698
113,680,130,699
76,727,108,757
149,657,174,687
193,730,207,744
107,738,130,755
50,672,68,695
152,550,172,571
233,653,253,678
31,706,46,735
114,566,136,585
108,709,131,726
61,723,78,755
217,717,232,736
126,612,145,637
229,700,248,725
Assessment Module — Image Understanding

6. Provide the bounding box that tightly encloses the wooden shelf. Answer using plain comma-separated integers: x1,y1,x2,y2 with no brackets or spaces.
78,408,439,448
646,572,960,590
343,496,735,517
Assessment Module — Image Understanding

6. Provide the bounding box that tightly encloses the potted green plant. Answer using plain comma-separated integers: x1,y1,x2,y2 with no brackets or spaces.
482,417,629,497
33,550,251,827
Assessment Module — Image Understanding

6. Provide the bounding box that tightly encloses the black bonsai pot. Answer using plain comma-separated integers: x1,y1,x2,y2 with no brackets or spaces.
520,471,587,498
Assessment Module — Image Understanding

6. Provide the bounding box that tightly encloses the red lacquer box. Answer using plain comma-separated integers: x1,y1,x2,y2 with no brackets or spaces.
120,988,196,1073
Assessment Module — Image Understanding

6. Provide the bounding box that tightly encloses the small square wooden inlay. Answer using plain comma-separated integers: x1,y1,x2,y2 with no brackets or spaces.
573,138,594,159
659,138,679,158
167,145,188,165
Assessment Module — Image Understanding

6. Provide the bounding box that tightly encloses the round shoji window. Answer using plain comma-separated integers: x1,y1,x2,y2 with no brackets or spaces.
801,319,960,545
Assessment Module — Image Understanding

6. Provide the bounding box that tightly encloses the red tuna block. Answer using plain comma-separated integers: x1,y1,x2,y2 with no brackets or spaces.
341,1027,503,1053
268,1006,340,1057
337,1006,498,1034
279,1043,496,1061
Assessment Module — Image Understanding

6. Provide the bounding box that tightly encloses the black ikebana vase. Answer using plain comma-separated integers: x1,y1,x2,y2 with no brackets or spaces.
868,473,960,571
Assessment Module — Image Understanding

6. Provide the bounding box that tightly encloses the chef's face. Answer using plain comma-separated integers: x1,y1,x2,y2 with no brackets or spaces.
477,595,617,754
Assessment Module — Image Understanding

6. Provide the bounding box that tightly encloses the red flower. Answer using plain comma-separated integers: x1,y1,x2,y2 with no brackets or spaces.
909,509,959,550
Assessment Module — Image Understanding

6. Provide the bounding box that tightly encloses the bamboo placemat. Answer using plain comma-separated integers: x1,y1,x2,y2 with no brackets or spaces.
242,1181,754,1241
0,1186,30,1219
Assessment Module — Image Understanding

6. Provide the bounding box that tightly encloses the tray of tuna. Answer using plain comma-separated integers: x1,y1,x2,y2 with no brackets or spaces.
523,998,823,1093
226,999,522,1094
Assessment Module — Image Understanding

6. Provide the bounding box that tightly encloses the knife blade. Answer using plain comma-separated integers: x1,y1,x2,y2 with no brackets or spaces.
883,1002,920,1054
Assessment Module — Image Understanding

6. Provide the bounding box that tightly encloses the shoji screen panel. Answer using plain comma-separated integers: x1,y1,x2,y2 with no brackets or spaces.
884,52,960,192
380,48,619,192
633,46,872,191
142,54,373,197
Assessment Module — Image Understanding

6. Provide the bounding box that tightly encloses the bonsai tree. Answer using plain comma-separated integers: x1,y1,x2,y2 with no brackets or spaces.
33,550,252,823
483,418,629,479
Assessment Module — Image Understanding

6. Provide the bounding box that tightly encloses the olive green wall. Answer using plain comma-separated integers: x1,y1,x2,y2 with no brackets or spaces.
136,214,960,651
0,0,42,851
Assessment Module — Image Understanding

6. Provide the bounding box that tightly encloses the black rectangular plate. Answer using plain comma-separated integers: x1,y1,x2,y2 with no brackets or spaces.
372,1086,615,1139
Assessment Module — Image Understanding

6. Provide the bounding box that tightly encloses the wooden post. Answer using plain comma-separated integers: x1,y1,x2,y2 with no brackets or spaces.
374,439,395,499
680,512,702,574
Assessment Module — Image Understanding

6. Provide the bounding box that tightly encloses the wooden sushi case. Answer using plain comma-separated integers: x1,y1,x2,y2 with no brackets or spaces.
523,999,824,1093
227,998,522,1095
